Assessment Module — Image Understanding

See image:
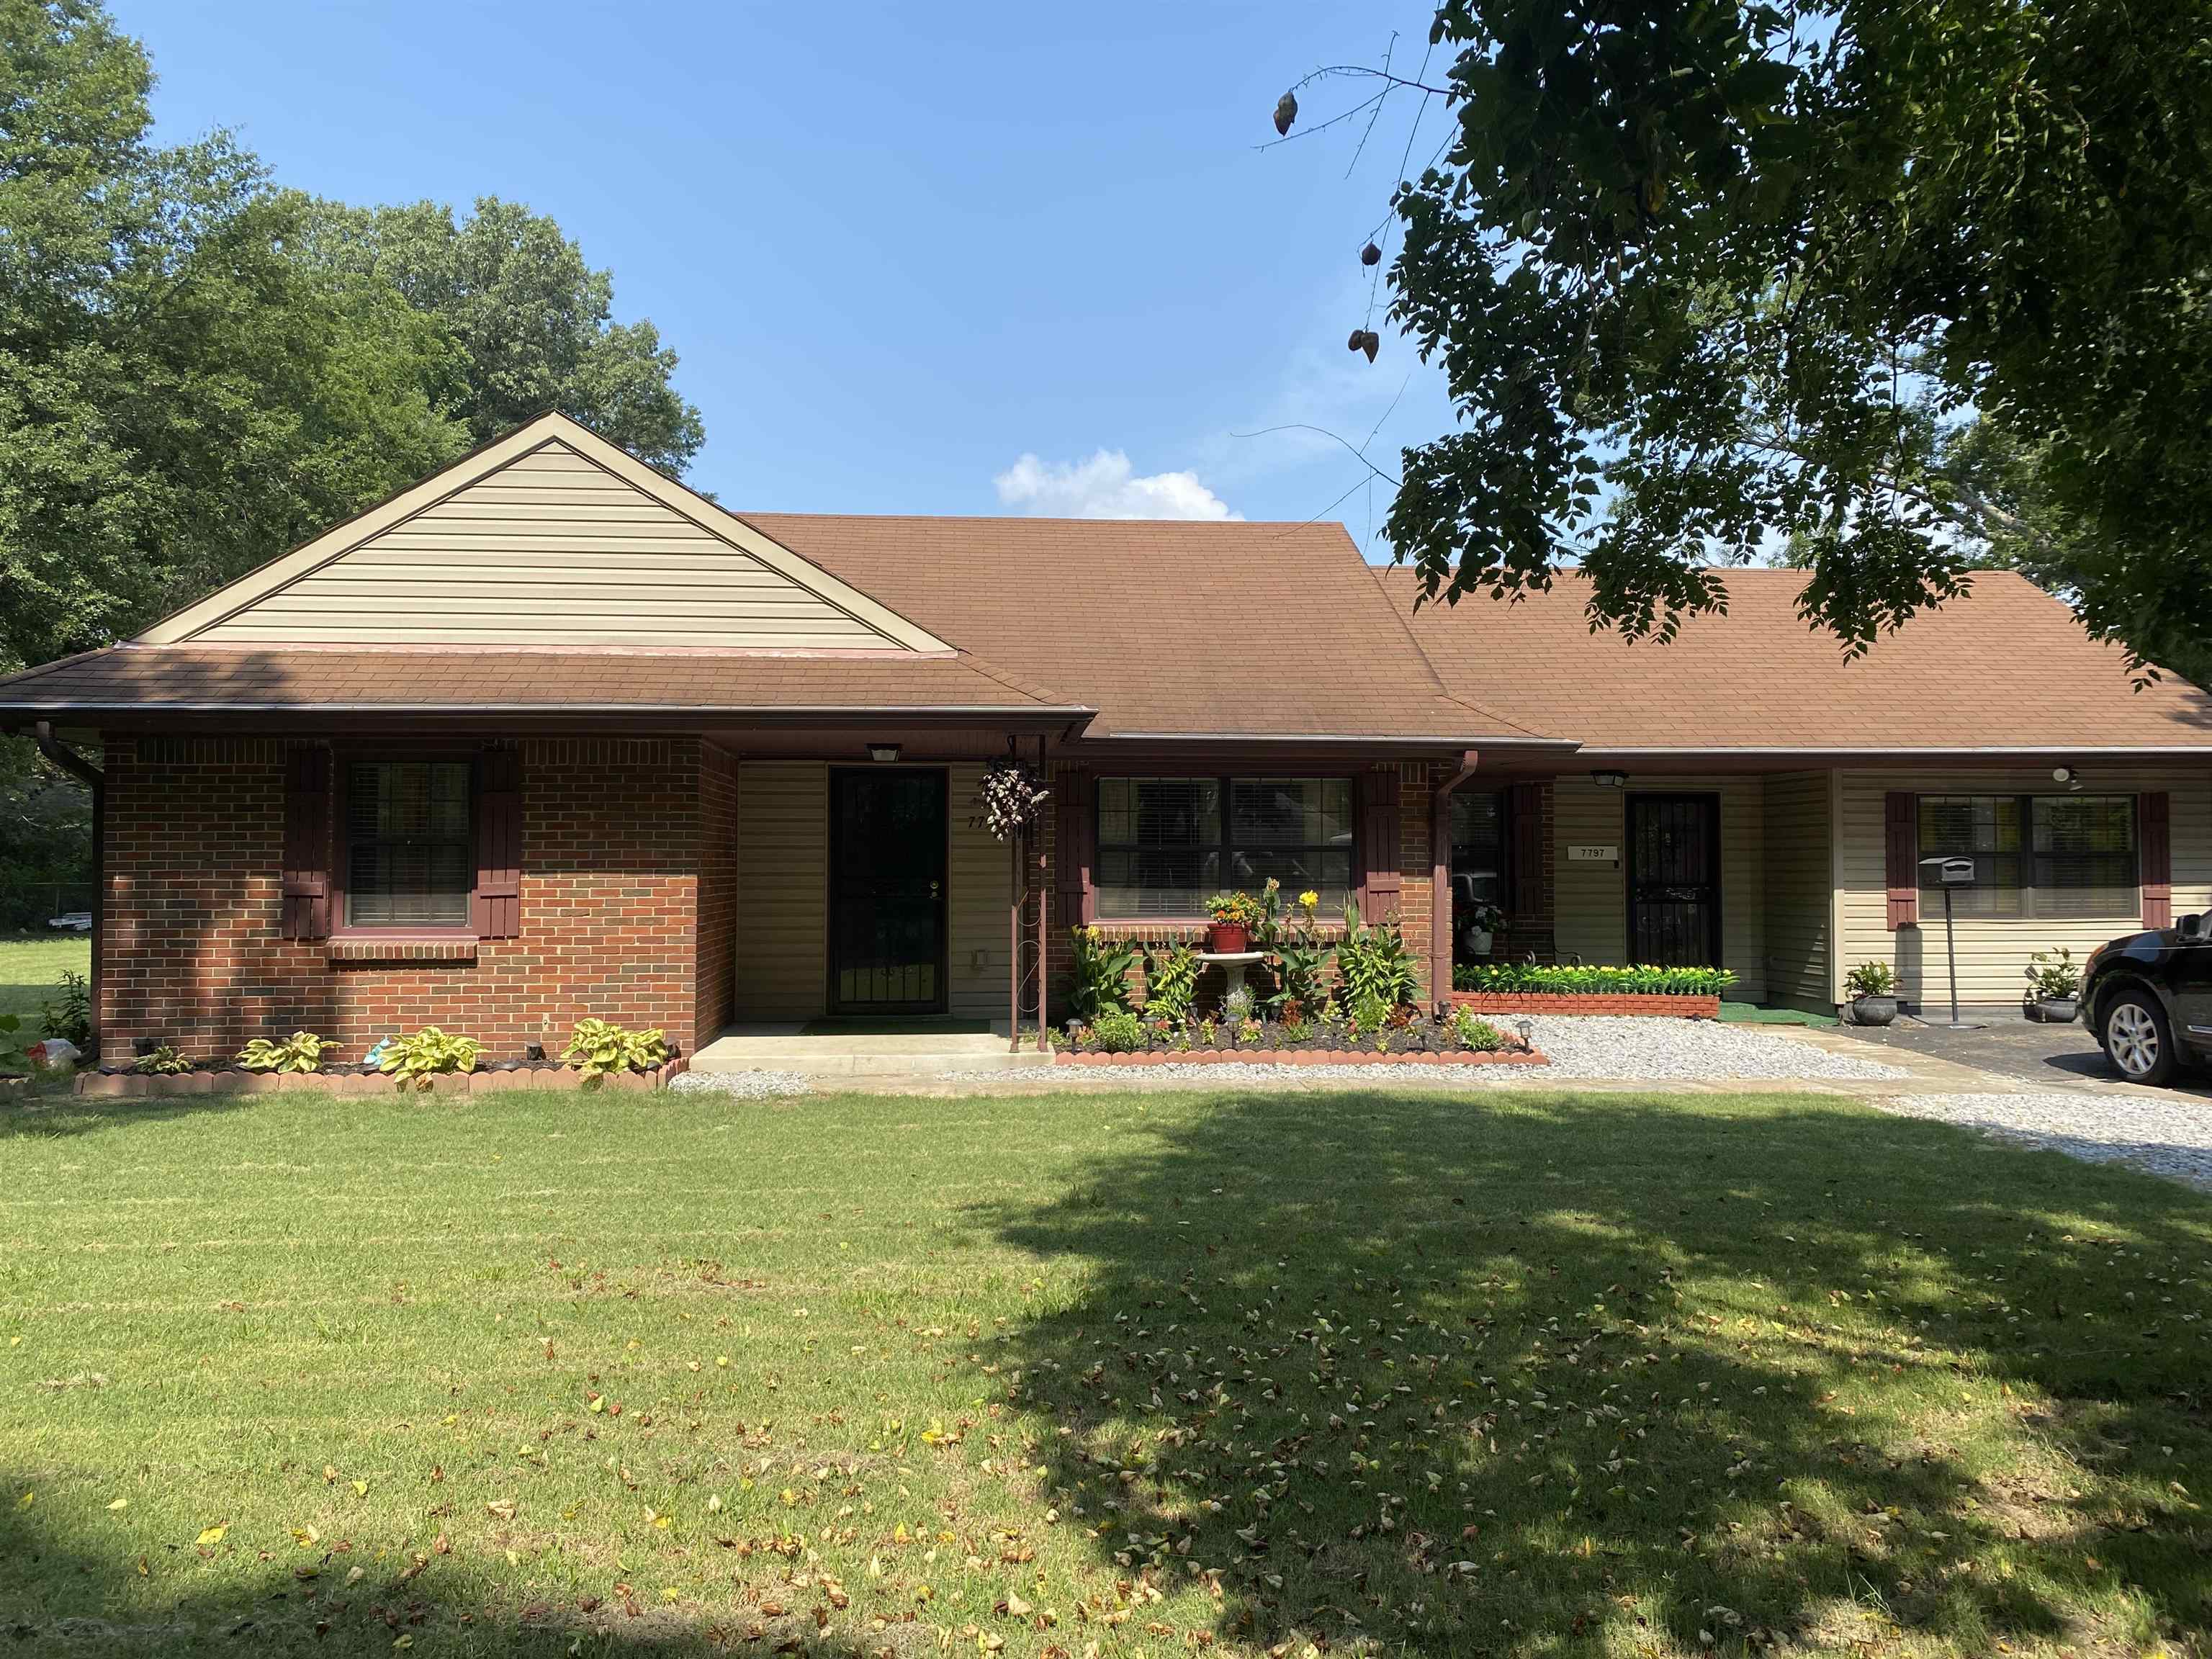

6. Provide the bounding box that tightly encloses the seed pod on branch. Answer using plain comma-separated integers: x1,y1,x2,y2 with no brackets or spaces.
1273,91,1298,136
1361,242,1382,266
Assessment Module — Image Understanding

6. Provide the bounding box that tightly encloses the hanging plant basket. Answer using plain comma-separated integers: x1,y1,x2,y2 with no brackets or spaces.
972,757,1049,842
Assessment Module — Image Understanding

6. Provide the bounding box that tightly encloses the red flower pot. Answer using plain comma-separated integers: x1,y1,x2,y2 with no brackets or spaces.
1207,922,1248,954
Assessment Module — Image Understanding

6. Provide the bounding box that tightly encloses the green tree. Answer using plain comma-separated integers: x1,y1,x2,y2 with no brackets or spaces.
0,0,466,670
1289,1,2212,677
300,197,706,475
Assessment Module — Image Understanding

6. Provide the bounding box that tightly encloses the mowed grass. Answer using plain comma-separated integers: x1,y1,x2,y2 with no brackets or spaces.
2,1084,2209,1658
0,932,89,1034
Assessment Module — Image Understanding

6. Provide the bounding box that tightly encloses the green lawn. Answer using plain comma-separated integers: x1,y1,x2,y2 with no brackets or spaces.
3,1084,2208,1658
0,932,89,1035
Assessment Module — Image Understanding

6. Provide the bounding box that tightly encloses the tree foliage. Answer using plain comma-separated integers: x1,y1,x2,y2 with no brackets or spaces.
299,197,704,474
1303,1,2212,677
0,0,704,673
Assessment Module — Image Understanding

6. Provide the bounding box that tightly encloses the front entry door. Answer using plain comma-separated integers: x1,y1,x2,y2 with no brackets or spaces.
830,768,948,1013
1626,793,1722,968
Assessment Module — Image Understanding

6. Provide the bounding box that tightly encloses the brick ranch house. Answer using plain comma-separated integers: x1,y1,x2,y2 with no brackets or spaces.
2,411,2208,1059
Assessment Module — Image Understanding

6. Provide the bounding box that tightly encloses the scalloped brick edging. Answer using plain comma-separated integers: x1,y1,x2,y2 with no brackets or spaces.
1053,1048,1548,1069
1448,991,1720,1019
72,1055,692,1099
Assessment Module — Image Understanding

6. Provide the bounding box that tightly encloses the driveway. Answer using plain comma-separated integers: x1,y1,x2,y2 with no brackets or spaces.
1835,1008,2212,1098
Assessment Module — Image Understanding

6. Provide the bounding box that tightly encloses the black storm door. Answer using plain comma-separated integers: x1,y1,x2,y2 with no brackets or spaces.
830,768,948,1013
1626,793,1722,968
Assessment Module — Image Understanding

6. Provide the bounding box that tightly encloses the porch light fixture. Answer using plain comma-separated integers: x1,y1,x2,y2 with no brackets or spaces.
1590,769,1628,788
867,742,903,764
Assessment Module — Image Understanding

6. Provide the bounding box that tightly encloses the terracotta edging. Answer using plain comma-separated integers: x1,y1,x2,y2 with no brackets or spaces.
1447,991,1721,1019
73,1053,693,1100
1052,1048,1549,1069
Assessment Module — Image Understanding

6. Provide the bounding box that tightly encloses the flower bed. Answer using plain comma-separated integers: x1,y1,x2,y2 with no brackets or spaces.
1449,963,1731,1020
1055,1009,1547,1068
73,1055,691,1099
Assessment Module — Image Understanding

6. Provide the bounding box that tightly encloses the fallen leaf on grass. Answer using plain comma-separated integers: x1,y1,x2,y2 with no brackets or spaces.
197,1525,226,1546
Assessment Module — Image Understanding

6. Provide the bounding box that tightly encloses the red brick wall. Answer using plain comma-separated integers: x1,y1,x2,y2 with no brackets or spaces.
100,734,711,1062
694,742,739,1041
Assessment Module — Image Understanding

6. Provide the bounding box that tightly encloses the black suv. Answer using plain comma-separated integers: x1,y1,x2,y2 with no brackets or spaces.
2080,912,2212,1085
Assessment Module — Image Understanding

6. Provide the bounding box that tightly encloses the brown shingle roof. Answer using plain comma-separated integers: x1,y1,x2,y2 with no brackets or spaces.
1380,567,2212,752
739,513,1529,741
0,645,1082,719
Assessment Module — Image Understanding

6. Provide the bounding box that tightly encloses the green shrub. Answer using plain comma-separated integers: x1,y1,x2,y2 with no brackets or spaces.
1449,1006,1507,1051
1336,902,1421,1011
40,970,92,1048
0,1015,31,1076
133,1043,193,1075
1451,962,1738,997
1349,992,1390,1036
379,1026,480,1091
1842,961,1897,999
1142,945,1200,1022
1067,927,1138,1022
2025,948,2082,1000
563,1018,669,1087
237,1031,329,1074
1089,1007,1145,1053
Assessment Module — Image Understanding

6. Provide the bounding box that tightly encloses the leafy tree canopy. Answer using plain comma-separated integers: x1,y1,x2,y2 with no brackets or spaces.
300,197,704,475
1295,1,2212,680
0,0,703,673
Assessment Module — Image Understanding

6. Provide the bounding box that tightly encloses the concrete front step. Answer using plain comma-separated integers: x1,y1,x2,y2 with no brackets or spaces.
691,1023,1052,1077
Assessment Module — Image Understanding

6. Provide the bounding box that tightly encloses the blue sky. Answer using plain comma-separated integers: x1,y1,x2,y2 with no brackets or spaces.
132,1,1457,555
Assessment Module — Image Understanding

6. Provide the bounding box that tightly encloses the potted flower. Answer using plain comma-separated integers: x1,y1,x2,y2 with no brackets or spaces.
1843,961,1900,1025
1459,899,1503,960
2023,947,2082,1022
1204,891,1262,955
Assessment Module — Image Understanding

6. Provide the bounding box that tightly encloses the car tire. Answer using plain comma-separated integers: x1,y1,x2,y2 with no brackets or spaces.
2101,989,2179,1086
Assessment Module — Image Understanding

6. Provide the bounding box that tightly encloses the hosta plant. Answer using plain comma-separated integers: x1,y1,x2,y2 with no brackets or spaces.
564,1018,669,1087
133,1044,194,1076
380,1026,480,1092
237,1031,330,1074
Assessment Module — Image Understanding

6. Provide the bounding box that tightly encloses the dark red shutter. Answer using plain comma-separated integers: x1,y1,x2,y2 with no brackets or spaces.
2141,791,2172,928
1053,768,1094,926
280,746,331,940
1357,767,1403,923
1509,781,1545,919
1884,791,1918,929
474,748,522,938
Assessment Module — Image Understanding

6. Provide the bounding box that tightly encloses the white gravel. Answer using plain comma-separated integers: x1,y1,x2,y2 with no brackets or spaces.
940,1017,1910,1087
1874,1092,2212,1191
667,1069,811,1099
1511,1015,1912,1081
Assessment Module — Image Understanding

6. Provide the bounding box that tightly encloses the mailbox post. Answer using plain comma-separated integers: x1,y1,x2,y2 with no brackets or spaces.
1917,855,1982,1030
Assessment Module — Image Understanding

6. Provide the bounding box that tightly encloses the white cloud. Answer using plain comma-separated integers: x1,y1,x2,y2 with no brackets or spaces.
993,449,1241,521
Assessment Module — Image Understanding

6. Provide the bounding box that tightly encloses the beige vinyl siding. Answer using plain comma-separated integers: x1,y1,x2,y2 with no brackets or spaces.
736,762,828,1019
1761,771,1834,1012
946,763,1014,1020
197,442,903,649
1553,775,1768,1000
1835,766,2212,1008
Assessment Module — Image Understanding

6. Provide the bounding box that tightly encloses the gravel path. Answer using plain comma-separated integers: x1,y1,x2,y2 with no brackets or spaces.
667,1069,811,1099
1874,1092,2212,1191
1512,1015,1911,1081
941,1018,1910,1087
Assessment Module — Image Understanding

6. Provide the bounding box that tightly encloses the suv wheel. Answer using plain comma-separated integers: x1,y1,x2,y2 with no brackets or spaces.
2103,990,2178,1086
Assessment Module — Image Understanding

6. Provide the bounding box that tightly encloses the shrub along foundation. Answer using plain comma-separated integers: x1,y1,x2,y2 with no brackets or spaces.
73,1055,691,1098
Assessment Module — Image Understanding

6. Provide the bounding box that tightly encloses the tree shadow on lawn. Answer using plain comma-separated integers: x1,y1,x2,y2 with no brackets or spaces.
986,1088,2212,1656
0,1502,907,1658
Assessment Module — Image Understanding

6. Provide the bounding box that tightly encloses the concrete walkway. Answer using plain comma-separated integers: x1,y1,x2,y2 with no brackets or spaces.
691,1021,1051,1077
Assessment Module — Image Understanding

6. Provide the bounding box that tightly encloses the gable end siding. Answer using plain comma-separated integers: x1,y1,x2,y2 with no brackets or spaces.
193,443,902,650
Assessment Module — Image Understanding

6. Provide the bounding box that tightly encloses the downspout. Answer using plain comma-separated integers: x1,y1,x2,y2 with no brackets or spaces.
31,721,103,1060
1431,750,1480,1007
